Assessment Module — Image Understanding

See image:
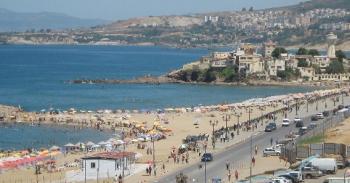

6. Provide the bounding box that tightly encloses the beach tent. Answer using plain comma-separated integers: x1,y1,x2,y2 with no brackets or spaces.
64,143,77,152
49,146,60,151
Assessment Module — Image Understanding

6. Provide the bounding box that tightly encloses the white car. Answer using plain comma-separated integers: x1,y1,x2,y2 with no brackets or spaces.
293,117,302,123
316,113,324,119
282,119,290,127
271,177,292,183
263,147,281,157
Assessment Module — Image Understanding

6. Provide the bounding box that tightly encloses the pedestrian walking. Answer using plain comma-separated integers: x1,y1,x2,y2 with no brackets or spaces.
235,170,238,180
252,157,255,166
226,161,230,170
270,137,273,146
255,145,258,155
118,174,123,183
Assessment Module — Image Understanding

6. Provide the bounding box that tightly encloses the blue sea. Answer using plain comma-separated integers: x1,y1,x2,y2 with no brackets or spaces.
0,45,317,111
0,123,113,150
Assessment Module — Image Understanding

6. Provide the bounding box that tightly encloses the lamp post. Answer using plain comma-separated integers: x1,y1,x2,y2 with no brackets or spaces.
324,98,327,109
306,100,309,113
234,112,242,135
246,107,253,183
295,99,298,116
204,143,207,183
210,120,218,149
222,114,230,142
152,135,156,176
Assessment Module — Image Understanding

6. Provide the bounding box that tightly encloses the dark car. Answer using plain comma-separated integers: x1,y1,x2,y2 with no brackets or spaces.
278,174,298,183
323,111,330,117
298,127,308,136
311,115,318,121
295,121,304,128
265,123,277,132
338,105,344,110
201,153,213,162
308,123,317,130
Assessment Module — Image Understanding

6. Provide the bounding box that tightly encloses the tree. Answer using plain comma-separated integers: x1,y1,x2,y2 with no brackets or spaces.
326,61,344,74
272,47,287,59
336,50,347,62
249,6,254,11
296,47,308,55
308,49,320,56
242,7,247,11
297,59,309,67
219,66,237,82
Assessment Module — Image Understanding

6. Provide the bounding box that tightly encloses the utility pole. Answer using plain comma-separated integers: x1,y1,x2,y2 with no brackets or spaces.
306,100,309,113
246,107,253,183
234,112,242,135
295,99,298,116
222,114,230,142
210,120,218,149
204,144,207,183
152,135,156,176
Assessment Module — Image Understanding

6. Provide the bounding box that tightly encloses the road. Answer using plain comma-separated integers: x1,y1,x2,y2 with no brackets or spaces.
157,95,349,183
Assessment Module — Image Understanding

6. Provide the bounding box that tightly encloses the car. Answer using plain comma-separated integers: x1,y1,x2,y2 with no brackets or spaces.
300,166,323,179
265,122,277,132
282,119,290,127
263,147,281,157
298,127,308,136
323,111,330,117
295,120,304,128
287,171,303,183
201,153,213,162
308,123,317,130
311,115,318,121
271,177,292,183
277,174,298,183
316,113,324,119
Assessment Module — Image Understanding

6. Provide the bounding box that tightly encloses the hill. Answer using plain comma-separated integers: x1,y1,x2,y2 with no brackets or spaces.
0,8,108,32
297,0,350,11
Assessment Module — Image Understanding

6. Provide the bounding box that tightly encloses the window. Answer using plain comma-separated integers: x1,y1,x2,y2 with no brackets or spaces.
91,162,96,168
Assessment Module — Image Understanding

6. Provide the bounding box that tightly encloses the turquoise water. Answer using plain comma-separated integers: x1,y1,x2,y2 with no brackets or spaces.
0,45,316,111
0,123,113,150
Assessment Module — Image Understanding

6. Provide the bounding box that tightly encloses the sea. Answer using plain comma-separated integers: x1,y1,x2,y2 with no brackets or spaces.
0,45,330,150
0,45,317,111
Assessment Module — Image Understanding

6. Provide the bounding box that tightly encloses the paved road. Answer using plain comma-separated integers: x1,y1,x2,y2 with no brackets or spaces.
157,95,349,183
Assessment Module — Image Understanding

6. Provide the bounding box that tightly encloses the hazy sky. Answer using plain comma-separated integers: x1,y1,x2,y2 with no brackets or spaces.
0,0,307,20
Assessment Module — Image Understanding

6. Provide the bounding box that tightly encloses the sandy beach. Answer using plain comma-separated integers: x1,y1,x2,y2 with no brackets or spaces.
0,86,349,183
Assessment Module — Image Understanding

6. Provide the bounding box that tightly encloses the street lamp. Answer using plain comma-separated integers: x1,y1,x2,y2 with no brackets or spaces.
233,112,242,135
210,120,218,149
245,107,253,183
295,99,299,116
222,114,230,142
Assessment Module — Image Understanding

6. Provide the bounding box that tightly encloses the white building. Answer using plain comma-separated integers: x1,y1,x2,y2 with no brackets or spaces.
267,59,285,76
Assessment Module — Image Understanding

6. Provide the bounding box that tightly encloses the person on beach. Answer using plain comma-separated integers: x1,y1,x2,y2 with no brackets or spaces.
252,157,255,166
235,170,239,180
226,161,230,170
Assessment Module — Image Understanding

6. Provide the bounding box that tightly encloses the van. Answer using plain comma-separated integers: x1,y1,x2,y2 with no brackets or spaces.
308,158,337,174
323,177,350,183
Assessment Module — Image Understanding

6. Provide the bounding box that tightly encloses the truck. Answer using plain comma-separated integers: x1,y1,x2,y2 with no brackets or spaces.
307,158,337,174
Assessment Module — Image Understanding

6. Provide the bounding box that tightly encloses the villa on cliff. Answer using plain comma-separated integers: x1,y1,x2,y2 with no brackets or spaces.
183,32,349,82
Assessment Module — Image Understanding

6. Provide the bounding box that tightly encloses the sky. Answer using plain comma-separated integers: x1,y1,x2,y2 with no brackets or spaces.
0,0,307,21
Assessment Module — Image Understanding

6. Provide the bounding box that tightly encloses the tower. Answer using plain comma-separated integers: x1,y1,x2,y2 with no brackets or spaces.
326,32,337,58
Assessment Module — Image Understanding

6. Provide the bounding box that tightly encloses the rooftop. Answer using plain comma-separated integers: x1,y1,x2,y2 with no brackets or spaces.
82,152,136,160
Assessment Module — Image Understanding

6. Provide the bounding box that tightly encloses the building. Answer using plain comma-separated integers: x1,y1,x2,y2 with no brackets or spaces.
238,54,264,74
212,52,231,60
327,32,337,58
313,56,330,72
312,73,350,81
81,152,136,181
263,40,276,57
266,59,285,76
299,67,315,79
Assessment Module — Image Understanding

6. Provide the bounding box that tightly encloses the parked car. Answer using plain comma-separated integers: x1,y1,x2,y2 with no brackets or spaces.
287,171,303,183
201,153,213,162
300,166,323,179
311,115,318,121
324,177,350,183
271,177,291,183
278,174,298,183
308,123,317,130
323,111,330,117
265,122,277,132
307,158,337,174
263,147,281,157
295,120,304,128
282,119,290,127
316,113,324,119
